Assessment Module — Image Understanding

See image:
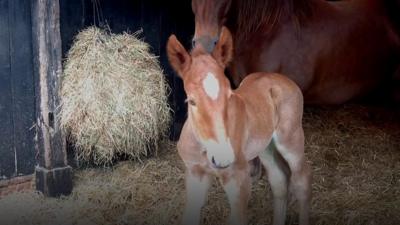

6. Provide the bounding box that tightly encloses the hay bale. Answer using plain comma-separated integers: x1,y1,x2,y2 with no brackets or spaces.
59,26,171,165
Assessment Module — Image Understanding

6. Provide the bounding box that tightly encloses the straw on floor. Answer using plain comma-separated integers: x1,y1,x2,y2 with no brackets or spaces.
0,104,399,225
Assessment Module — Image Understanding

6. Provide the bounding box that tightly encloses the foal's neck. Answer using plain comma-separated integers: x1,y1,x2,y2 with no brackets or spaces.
225,93,248,142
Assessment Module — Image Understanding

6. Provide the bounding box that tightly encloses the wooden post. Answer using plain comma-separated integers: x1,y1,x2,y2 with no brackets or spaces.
31,0,72,197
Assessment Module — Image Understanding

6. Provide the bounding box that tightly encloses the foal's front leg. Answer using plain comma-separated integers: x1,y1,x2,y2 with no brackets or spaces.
182,167,211,225
222,170,252,225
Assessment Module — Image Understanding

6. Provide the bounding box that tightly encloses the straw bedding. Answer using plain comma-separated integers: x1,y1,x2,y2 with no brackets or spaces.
59,27,171,165
0,104,399,225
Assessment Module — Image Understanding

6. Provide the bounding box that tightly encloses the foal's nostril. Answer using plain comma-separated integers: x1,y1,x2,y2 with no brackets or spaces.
192,39,196,48
211,156,216,166
210,156,230,169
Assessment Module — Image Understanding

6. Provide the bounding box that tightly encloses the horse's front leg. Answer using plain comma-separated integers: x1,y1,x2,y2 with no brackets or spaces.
222,169,252,225
182,166,211,225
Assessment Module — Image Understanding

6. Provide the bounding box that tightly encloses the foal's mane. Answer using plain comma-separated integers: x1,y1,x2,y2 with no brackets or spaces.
232,0,314,40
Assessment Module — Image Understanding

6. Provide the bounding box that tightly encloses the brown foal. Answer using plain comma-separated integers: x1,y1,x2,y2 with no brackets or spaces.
167,27,312,225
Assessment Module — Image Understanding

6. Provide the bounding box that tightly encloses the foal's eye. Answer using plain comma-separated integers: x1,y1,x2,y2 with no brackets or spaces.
186,99,196,106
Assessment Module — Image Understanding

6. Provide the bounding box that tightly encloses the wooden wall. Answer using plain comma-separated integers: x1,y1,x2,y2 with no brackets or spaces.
0,0,36,180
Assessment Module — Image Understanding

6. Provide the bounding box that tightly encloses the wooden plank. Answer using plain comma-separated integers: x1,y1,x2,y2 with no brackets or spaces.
141,0,161,55
32,0,72,197
59,0,87,57
0,0,16,179
9,0,36,176
100,0,142,33
158,0,180,140
32,0,67,169
163,0,194,140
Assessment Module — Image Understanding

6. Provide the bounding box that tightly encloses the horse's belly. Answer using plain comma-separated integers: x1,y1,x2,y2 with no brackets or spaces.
234,28,398,104
233,30,315,91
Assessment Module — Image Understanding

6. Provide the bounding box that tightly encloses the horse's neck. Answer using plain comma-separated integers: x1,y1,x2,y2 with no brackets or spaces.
230,0,315,42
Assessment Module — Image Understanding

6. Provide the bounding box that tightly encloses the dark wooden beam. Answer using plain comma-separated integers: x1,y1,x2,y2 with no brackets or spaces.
9,0,36,177
31,0,72,197
0,0,16,179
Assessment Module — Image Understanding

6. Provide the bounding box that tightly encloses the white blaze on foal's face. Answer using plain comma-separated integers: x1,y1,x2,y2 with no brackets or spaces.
202,72,220,100
199,72,235,168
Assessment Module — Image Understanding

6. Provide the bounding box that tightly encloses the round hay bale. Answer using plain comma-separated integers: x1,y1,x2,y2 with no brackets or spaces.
59,26,171,165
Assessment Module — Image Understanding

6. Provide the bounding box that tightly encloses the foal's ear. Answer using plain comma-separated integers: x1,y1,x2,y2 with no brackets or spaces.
212,26,233,68
167,35,191,78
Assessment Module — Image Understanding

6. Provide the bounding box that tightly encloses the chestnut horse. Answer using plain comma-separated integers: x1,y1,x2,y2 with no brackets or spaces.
192,0,400,104
167,27,311,225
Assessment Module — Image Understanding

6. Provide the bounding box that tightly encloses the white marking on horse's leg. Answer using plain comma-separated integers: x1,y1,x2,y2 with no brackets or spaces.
259,143,288,225
273,130,311,225
182,171,211,225
222,174,251,225
202,72,219,100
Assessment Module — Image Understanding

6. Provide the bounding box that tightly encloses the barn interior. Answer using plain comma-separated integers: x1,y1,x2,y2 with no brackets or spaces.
0,0,399,225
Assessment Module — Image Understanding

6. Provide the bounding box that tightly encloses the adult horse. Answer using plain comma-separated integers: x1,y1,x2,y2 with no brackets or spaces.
191,0,400,104
167,27,311,225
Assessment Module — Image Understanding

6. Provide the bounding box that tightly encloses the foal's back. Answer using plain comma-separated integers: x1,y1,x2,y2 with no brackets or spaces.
234,72,304,137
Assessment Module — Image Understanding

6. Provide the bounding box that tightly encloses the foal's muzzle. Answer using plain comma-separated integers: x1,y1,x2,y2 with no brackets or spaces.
211,156,230,169
205,141,235,169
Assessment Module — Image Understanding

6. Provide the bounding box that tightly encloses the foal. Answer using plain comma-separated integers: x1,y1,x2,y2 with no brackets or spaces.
167,27,311,225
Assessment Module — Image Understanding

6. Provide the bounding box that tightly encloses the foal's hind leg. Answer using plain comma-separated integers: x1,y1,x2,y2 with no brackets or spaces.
273,128,311,225
259,143,289,225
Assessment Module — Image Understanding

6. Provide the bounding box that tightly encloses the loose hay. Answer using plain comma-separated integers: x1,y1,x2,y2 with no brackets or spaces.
59,26,171,165
1,104,399,225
